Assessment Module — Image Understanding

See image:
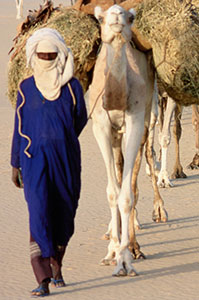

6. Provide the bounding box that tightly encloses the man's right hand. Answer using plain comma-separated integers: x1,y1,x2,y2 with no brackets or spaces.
12,167,23,188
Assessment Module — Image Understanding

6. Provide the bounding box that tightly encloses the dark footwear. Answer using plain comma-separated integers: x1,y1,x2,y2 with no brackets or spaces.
31,283,50,297
51,278,66,288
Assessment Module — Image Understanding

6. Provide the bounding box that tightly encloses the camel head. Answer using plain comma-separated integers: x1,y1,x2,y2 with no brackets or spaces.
94,5,136,44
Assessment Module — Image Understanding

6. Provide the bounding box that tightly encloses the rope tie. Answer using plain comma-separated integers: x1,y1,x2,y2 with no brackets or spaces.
106,110,126,133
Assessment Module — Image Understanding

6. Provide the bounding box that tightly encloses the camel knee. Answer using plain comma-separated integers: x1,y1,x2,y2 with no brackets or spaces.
118,193,133,215
107,184,120,208
107,193,117,208
159,133,171,148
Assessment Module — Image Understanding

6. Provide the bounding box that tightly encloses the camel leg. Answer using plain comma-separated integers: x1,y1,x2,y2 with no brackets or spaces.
103,128,143,258
112,111,145,277
128,206,145,260
92,122,120,266
157,93,167,162
128,127,149,259
131,127,149,229
101,129,123,241
111,128,124,186
101,219,112,240
171,104,187,179
145,128,168,222
157,96,176,187
131,148,142,232
145,86,159,177
106,130,146,260
143,86,168,222
187,105,199,169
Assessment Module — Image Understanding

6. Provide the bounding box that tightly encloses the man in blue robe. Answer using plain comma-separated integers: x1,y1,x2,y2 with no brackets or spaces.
11,28,87,297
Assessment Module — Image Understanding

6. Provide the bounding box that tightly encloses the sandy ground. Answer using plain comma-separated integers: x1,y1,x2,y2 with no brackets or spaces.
1,1,199,299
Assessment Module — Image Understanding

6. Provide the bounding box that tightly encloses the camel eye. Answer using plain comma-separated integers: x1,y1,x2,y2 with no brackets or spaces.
129,15,135,23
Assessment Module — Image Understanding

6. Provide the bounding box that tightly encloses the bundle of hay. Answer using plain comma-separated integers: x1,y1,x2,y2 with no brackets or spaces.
135,0,199,105
8,2,100,108
9,0,199,108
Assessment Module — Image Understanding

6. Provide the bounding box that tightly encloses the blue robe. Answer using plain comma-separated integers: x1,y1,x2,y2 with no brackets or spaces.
11,76,87,257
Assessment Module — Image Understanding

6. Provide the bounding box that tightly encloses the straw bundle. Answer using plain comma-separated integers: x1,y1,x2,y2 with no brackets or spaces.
9,0,199,107
8,6,100,108
135,0,199,105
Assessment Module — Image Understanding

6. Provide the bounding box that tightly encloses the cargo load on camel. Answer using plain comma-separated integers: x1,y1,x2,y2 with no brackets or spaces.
8,0,199,107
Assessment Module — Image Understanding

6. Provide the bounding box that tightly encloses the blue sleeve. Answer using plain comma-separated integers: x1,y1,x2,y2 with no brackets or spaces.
10,91,22,168
73,80,88,137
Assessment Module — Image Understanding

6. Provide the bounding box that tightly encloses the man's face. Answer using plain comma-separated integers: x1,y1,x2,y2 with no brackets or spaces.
37,52,58,60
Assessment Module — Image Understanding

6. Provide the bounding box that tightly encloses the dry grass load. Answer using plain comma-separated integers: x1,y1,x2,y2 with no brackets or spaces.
8,0,199,107
135,0,199,105
8,3,100,108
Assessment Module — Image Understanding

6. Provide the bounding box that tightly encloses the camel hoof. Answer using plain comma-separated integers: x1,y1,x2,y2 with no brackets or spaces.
110,259,117,266
161,217,168,223
101,233,110,240
157,178,174,188
135,252,146,260
127,269,138,277
187,164,199,170
132,250,146,260
171,171,187,179
161,208,168,222
100,258,111,266
112,268,127,277
135,224,142,230
187,154,199,169
152,208,168,223
152,211,161,223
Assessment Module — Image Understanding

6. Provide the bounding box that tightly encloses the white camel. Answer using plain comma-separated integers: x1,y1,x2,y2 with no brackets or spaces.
15,0,23,19
188,104,199,169
157,92,199,188
15,0,77,19
88,4,167,276
157,95,181,187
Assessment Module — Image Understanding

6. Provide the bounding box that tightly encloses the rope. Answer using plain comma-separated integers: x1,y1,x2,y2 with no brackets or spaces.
107,110,126,132
88,34,127,132
17,86,32,158
87,85,105,120
17,82,77,159
67,82,76,107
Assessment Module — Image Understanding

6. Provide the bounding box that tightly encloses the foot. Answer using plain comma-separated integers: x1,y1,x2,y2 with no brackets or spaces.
51,265,66,288
152,206,168,223
51,277,66,288
31,281,50,297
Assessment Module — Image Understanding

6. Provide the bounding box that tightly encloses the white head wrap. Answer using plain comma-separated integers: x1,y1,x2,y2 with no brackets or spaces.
26,28,74,100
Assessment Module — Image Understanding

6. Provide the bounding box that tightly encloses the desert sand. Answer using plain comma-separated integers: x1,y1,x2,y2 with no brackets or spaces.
0,1,199,299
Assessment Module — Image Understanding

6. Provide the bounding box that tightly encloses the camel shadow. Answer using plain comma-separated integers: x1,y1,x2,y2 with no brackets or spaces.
170,173,199,187
142,235,199,251
49,261,199,296
147,244,199,260
49,216,199,296
140,215,199,232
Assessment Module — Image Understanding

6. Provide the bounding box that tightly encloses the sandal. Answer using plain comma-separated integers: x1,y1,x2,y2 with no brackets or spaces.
51,278,66,288
31,283,50,297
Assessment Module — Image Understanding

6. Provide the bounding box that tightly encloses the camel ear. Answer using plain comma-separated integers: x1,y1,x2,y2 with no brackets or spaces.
128,8,136,25
94,6,104,23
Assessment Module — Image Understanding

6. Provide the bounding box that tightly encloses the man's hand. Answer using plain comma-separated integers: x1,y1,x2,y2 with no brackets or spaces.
12,167,23,188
